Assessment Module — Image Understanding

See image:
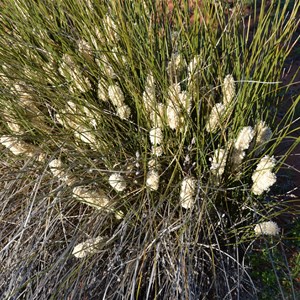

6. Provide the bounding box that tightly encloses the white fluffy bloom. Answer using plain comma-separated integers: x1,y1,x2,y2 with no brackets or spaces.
6,121,22,134
49,159,64,177
166,101,180,130
180,176,197,209
150,103,165,127
97,79,108,101
96,54,115,78
234,126,254,151
59,54,91,93
149,127,163,145
254,120,272,155
90,26,105,50
181,92,192,115
151,145,163,157
166,83,188,130
116,105,131,120
49,159,74,185
148,158,157,170
223,74,235,105
12,82,32,104
77,39,92,58
254,221,280,236
146,170,160,191
109,173,126,192
74,127,97,147
104,14,119,43
73,186,110,208
188,55,201,77
0,135,44,161
251,155,276,195
205,103,226,133
72,236,103,258
0,71,10,87
82,106,97,128
187,55,202,90
60,101,98,129
210,148,228,177
143,73,156,113
108,84,125,108
3,109,23,134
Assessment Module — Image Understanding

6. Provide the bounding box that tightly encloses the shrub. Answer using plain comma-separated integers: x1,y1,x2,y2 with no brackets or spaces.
0,1,299,299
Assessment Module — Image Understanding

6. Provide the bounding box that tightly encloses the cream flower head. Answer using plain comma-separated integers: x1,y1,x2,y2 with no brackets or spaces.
222,74,235,105
234,126,254,151
254,221,280,236
205,103,226,133
180,176,197,209
109,173,127,192
210,148,228,177
254,120,272,155
72,236,103,258
108,84,125,108
146,170,160,191
73,186,110,209
149,127,163,146
251,155,276,195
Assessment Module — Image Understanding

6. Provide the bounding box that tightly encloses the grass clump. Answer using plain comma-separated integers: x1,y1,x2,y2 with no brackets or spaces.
0,0,299,299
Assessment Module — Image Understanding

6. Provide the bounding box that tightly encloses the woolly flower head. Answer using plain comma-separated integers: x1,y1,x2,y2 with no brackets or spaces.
166,102,180,130
254,120,272,155
74,127,97,148
234,126,254,151
222,74,235,105
143,73,156,113
104,14,119,43
59,54,91,93
49,159,73,185
3,108,23,134
205,103,226,133
145,72,155,91
188,55,201,77
150,103,164,127
254,221,280,236
149,127,163,146
48,159,61,176
97,79,108,101
178,91,192,115
73,186,110,209
166,84,189,130
180,176,197,209
116,105,131,120
146,170,160,191
0,135,44,161
72,236,103,258
251,155,276,195
108,84,125,108
109,173,127,192
210,148,228,177
152,145,163,157
96,54,116,78
77,38,92,58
